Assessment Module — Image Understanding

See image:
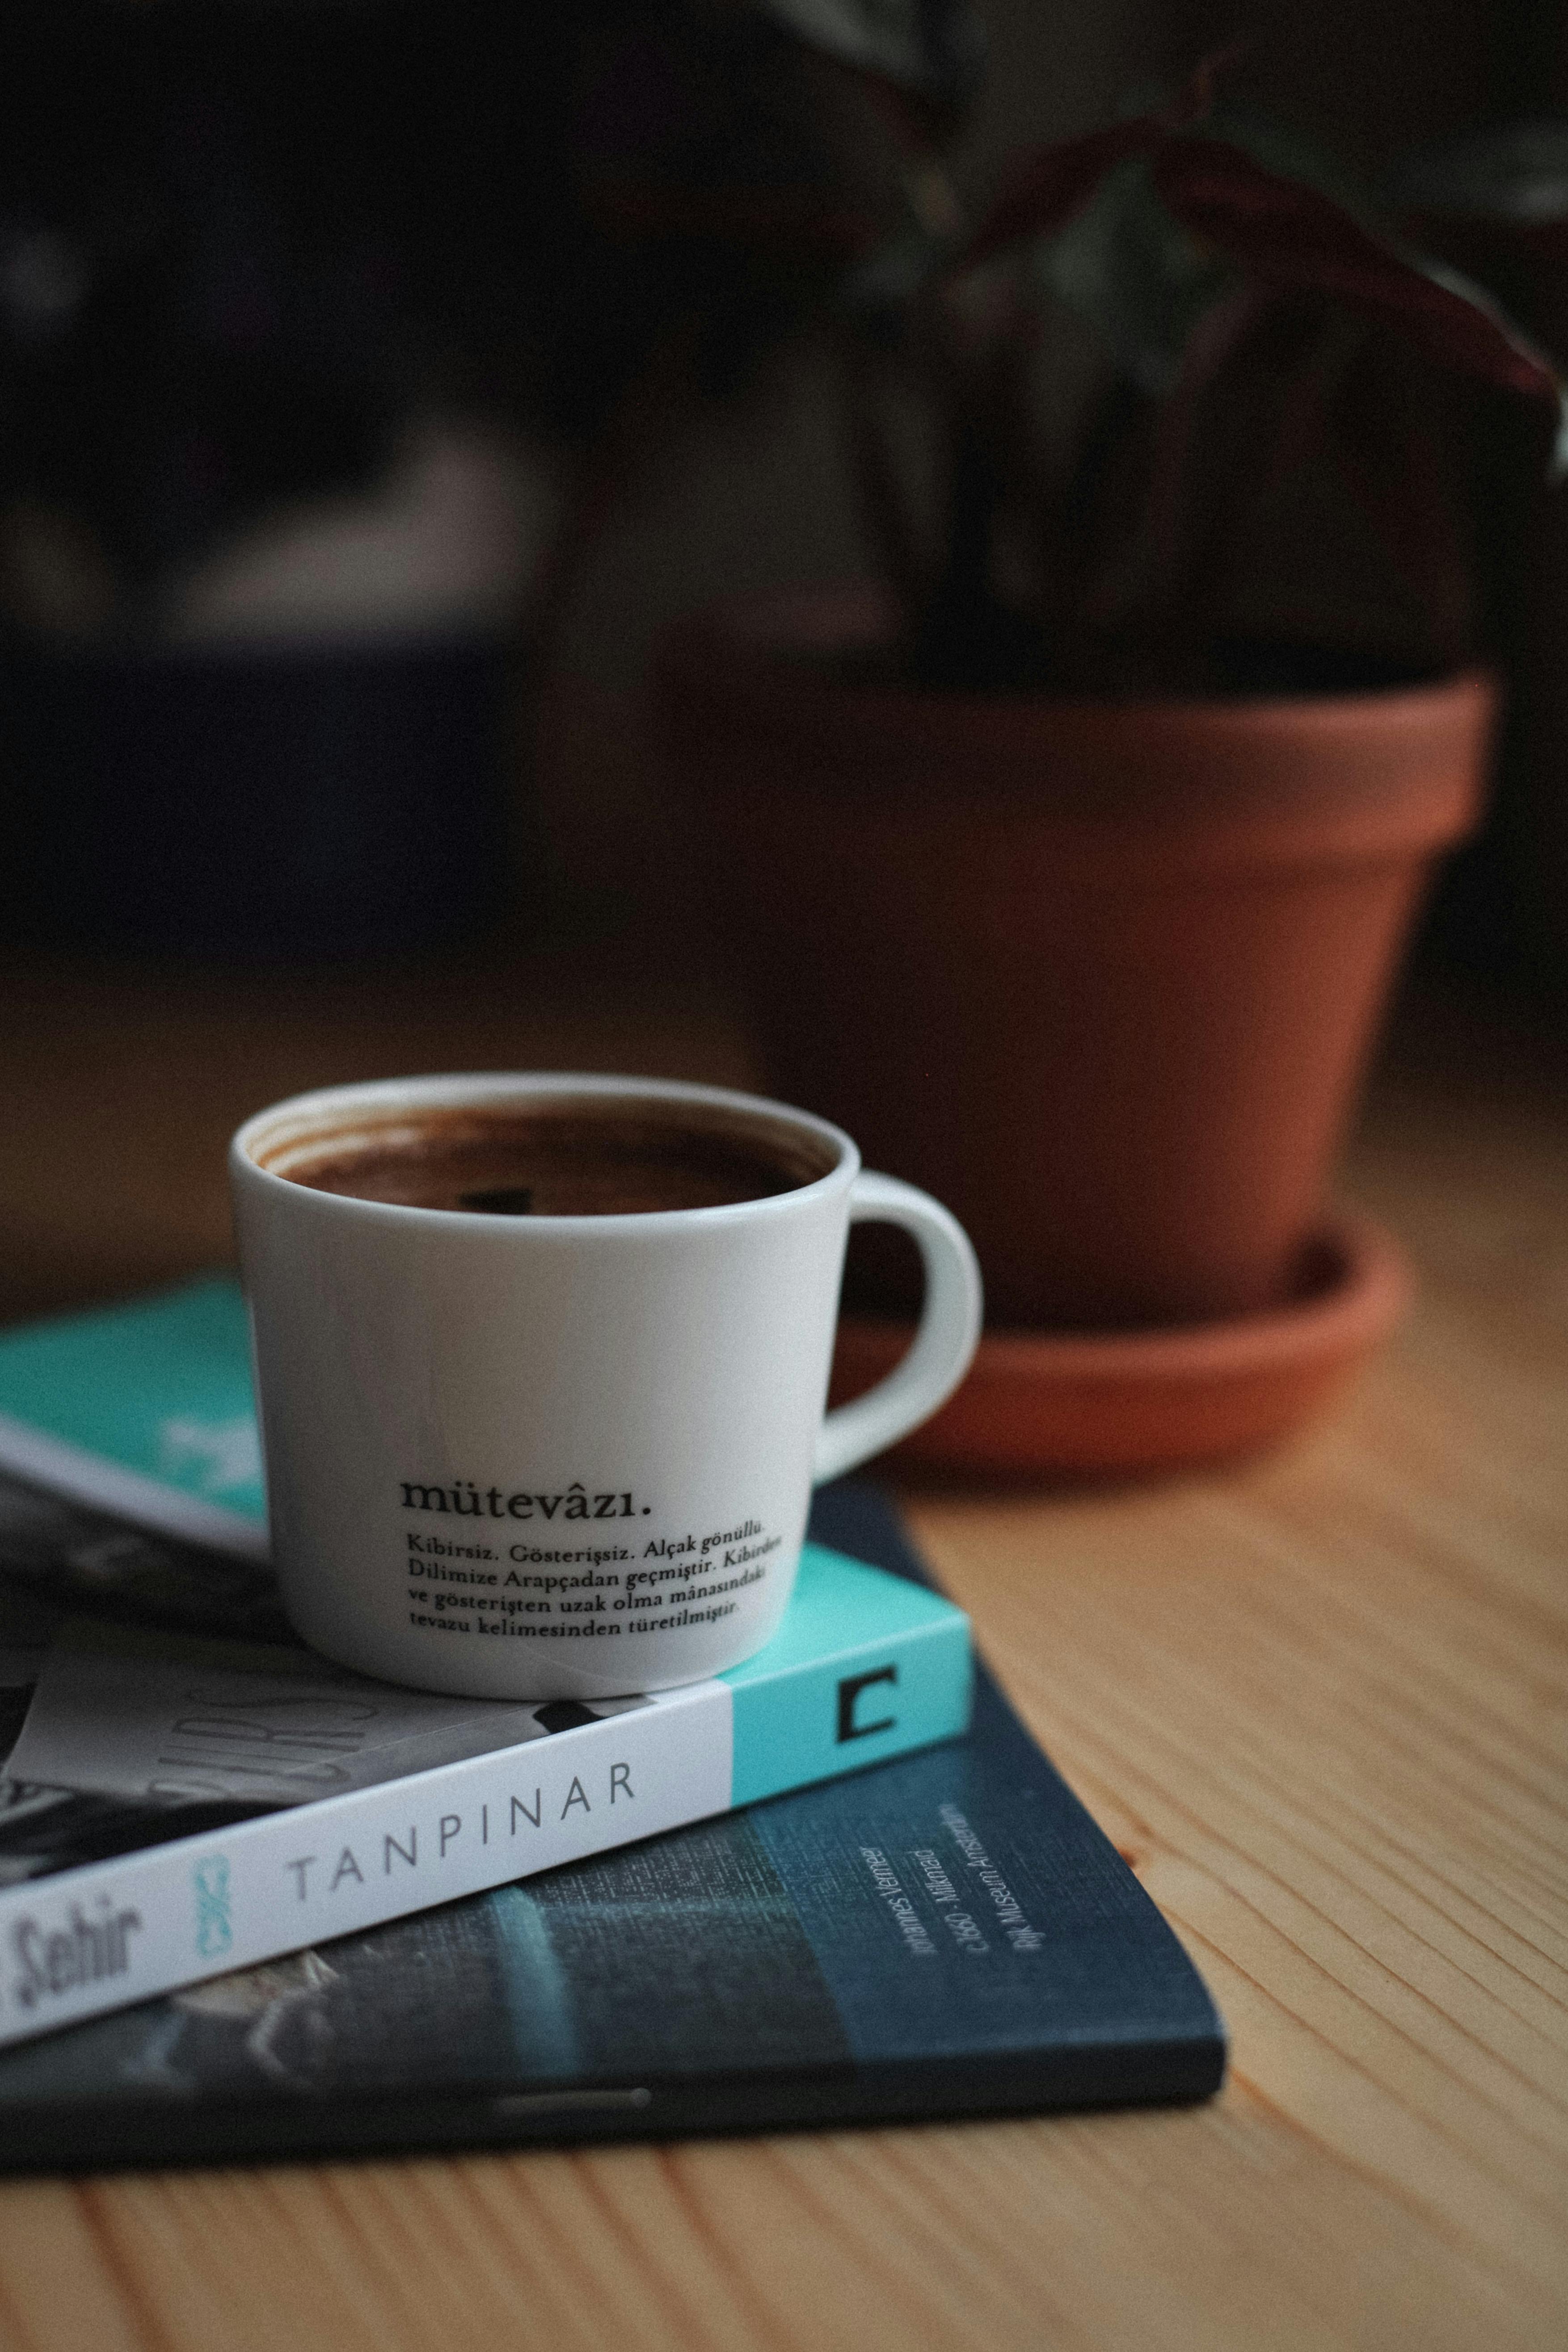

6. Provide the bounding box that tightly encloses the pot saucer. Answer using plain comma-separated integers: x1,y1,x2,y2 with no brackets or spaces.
830,1208,1412,1478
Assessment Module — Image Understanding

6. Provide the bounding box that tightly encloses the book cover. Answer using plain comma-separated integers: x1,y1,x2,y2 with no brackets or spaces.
0,1474,971,2049
0,1483,1224,2171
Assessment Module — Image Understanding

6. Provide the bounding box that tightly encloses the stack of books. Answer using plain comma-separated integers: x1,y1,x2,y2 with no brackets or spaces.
0,1280,1223,2171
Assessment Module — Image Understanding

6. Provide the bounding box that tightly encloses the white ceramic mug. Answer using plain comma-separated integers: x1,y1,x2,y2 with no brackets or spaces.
230,1074,981,1698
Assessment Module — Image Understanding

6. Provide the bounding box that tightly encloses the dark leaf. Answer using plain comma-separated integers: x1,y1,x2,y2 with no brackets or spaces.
961,45,1239,267
964,120,1167,271
1197,97,1373,216
1030,103,1363,401
1033,154,1232,396
1151,137,1568,457
1385,120,1568,224
746,0,986,108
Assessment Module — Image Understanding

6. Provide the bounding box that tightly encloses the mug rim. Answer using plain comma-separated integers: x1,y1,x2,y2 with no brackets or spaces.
230,1071,861,1232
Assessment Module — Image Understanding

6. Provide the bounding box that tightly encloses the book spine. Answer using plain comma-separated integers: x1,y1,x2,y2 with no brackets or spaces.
0,1682,729,2049
0,1607,971,2049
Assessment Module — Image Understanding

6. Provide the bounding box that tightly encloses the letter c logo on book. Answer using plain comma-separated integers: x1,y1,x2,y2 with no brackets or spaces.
837,1666,898,1743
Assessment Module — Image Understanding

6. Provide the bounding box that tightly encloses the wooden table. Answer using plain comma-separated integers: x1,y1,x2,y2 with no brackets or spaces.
0,949,1563,2351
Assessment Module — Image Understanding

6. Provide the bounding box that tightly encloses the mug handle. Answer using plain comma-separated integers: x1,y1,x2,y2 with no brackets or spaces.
813,1172,983,1485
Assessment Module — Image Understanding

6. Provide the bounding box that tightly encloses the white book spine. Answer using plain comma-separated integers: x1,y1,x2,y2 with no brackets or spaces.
0,1680,731,2049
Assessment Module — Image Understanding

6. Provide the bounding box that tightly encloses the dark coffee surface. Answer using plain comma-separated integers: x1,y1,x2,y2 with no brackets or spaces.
270,1103,833,1215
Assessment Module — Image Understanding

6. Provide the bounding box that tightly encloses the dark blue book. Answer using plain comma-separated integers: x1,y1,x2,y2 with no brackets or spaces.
0,1482,1224,2171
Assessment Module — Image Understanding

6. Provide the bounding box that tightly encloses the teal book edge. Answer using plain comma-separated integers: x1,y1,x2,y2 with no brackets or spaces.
723,1547,969,1805
0,1277,268,1556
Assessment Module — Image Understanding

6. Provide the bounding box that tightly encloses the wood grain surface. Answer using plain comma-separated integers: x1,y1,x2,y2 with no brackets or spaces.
0,953,1562,2352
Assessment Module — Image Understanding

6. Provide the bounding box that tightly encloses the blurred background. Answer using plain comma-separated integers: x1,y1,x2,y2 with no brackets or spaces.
2,0,1564,1365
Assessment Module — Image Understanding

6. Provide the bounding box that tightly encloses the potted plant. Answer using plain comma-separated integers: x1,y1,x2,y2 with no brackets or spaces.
648,33,1565,1468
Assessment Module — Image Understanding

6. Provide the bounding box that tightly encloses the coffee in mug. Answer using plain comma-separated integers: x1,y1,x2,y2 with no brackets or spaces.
231,1075,981,1699
272,1098,831,1217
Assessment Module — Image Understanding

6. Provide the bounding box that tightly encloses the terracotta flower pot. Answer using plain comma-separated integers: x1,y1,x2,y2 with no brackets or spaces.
656,588,1494,1332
